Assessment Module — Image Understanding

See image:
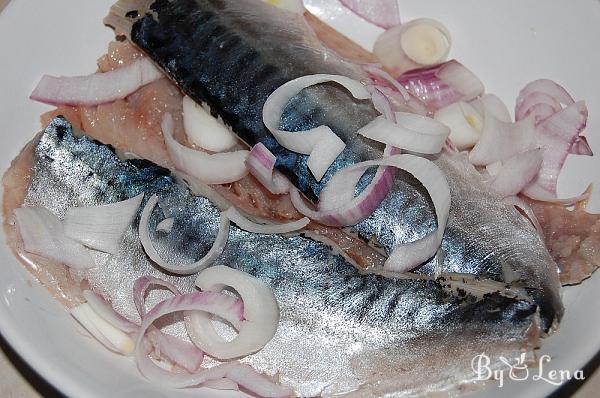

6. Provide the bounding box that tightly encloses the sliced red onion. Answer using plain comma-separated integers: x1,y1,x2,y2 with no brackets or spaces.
362,67,415,120
134,293,290,397
524,101,588,196
85,289,204,372
368,85,397,121
131,276,207,373
245,143,291,195
83,290,139,334
71,303,135,355
182,96,238,152
357,112,450,154
224,207,309,234
339,0,400,29
292,155,450,272
290,159,394,227
470,94,511,123
515,91,562,122
379,157,450,272
133,275,182,318
318,143,399,224
468,111,537,166
82,276,276,392
146,329,204,373
63,193,144,254
14,207,95,270
188,266,280,360
139,195,230,275
516,79,574,121
364,65,410,102
397,60,484,111
570,136,594,156
488,149,543,197
162,114,249,185
433,101,482,150
365,65,429,115
262,74,371,181
511,79,591,202
85,284,203,372
307,131,347,182
374,18,451,77
371,85,430,116
30,58,163,107
522,103,558,124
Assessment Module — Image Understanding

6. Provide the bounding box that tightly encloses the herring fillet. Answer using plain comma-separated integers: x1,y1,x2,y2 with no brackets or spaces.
8,117,539,397
105,0,562,329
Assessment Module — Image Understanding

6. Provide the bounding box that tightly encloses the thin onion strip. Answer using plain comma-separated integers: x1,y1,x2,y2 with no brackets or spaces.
358,112,450,154
162,114,249,185
139,195,230,275
30,58,163,107
262,74,371,181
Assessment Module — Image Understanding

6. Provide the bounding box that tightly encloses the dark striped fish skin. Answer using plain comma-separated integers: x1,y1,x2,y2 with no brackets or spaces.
22,118,538,396
106,0,563,331
127,0,380,202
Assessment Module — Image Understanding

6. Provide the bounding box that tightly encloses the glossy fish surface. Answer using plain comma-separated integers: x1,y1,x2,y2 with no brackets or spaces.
16,117,540,397
106,0,563,330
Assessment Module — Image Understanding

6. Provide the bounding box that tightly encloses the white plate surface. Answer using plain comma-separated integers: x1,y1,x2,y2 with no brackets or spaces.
0,1,598,397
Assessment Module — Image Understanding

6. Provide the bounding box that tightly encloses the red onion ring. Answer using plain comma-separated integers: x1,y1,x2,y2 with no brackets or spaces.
133,275,182,319
188,266,279,360
291,154,450,272
516,79,575,120
139,195,230,275
396,60,484,111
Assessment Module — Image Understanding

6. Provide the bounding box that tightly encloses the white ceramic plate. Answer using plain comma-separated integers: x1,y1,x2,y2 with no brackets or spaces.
0,1,598,397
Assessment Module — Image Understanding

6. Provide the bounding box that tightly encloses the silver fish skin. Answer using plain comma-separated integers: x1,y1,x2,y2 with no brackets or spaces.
106,0,562,330
20,117,539,397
